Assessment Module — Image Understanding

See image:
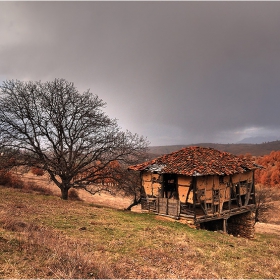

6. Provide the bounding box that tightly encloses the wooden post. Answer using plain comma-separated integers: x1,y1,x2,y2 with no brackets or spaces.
238,182,242,207
252,171,256,204
193,176,197,222
229,176,233,211
223,218,227,233
244,182,253,206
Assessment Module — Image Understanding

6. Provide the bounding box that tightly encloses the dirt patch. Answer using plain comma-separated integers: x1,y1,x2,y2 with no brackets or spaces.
255,222,280,236
78,189,133,209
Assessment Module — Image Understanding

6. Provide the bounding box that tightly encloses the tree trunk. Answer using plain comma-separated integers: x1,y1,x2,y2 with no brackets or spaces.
60,187,69,200
126,197,141,211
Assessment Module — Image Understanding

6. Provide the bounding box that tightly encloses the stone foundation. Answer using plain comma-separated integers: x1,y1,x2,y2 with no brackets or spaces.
227,211,255,239
198,211,255,239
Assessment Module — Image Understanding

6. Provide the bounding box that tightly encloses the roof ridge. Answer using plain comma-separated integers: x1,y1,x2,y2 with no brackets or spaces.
128,146,259,175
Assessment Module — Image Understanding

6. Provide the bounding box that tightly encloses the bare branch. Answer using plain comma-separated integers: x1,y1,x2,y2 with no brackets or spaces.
0,79,149,199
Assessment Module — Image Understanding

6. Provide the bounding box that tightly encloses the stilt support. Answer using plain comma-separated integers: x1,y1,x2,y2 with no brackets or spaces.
223,218,227,233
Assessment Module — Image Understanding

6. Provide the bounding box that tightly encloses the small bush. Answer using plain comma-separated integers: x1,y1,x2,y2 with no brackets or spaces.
30,167,44,176
10,176,25,189
0,170,25,189
255,185,277,223
0,170,53,196
0,170,11,185
68,188,81,201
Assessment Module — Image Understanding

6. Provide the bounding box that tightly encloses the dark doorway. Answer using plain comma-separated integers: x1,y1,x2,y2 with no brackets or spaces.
163,174,178,199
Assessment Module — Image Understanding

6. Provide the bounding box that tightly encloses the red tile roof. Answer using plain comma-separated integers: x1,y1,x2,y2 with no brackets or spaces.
128,146,258,176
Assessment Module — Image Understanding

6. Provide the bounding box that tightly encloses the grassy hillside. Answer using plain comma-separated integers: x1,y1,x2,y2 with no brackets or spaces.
1,187,280,279
148,140,280,156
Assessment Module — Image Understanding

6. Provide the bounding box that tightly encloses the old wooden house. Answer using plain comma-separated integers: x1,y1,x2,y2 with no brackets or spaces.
129,146,260,238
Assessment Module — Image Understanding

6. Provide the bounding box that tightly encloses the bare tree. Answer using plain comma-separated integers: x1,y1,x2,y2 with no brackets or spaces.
255,185,277,223
0,79,148,199
117,168,143,210
117,152,154,210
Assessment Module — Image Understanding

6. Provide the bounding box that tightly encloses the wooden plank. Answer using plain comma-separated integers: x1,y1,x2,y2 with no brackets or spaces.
177,175,192,186
158,198,168,215
167,199,180,217
223,219,227,232
238,183,242,207
141,198,148,210
244,182,253,206
178,185,190,203
200,202,208,215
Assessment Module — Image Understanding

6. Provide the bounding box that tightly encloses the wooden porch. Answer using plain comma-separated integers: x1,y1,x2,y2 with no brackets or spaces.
140,197,256,224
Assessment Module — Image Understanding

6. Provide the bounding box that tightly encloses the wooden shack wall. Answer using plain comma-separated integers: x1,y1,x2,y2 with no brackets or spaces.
196,175,229,204
231,172,253,184
142,171,162,197
141,171,254,207
177,175,193,203
195,171,253,202
231,172,253,196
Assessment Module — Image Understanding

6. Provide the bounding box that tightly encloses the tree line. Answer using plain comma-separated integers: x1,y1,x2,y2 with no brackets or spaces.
239,151,280,187
254,151,280,187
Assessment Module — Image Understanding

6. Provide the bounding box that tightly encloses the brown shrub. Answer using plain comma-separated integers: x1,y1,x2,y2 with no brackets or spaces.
0,170,53,196
0,170,25,189
255,185,278,223
0,170,11,185
30,167,44,176
68,188,82,201
10,177,25,189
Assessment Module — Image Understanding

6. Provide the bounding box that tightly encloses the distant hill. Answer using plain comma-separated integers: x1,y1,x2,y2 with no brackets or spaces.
238,136,280,144
148,141,280,157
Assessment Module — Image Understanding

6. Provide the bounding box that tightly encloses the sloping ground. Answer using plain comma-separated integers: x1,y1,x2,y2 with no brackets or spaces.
255,223,280,236
17,169,280,235
19,169,134,210
1,187,280,279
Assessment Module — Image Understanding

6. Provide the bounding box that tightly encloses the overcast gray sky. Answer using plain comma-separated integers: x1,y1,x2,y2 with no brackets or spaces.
1,1,280,146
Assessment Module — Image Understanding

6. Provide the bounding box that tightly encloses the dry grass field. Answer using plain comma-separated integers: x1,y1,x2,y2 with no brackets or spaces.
1,169,280,278
18,169,135,210
20,168,280,234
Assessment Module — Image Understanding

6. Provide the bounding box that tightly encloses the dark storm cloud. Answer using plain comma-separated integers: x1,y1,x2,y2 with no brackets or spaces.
1,2,280,145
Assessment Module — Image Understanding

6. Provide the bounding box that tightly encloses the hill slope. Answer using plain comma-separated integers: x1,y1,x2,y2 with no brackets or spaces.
148,140,280,156
1,187,280,279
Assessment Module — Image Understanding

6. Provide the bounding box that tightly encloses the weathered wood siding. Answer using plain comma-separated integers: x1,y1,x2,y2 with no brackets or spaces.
195,171,253,212
141,171,255,227
231,172,252,184
157,198,180,217
142,171,162,197
177,175,192,203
